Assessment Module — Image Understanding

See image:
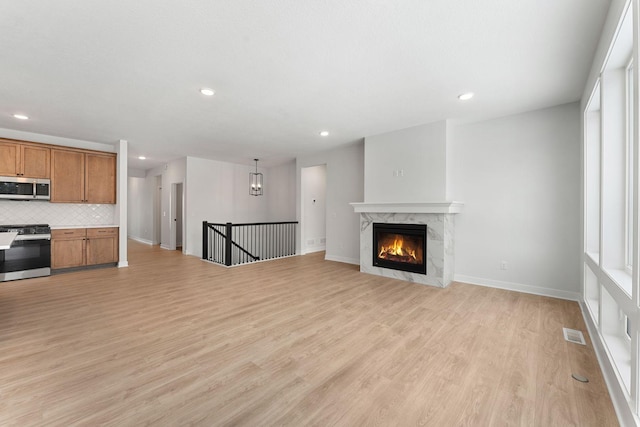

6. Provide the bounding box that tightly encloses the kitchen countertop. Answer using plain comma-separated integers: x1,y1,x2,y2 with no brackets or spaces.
50,225,119,230
0,232,18,250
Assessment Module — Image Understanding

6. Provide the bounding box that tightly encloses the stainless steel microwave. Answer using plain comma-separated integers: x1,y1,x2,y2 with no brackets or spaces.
0,176,50,200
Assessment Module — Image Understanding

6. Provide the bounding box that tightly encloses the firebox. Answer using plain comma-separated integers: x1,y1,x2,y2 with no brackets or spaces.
373,223,427,274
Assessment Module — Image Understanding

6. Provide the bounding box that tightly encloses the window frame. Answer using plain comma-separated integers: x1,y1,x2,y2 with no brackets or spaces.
625,57,634,274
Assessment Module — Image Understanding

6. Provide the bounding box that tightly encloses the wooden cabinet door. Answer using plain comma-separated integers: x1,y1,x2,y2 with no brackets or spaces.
0,141,19,176
51,150,85,203
52,237,86,269
21,145,50,178
85,154,116,204
86,235,118,265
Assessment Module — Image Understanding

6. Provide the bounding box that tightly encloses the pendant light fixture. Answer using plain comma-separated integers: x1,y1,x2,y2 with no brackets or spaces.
249,158,263,196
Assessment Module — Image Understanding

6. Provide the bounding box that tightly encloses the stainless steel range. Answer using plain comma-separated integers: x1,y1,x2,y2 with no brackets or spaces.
0,224,51,281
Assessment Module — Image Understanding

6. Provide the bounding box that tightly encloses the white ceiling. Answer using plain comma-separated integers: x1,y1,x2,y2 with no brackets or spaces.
0,0,611,170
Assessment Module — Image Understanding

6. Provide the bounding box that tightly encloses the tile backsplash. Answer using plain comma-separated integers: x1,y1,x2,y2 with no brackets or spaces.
0,200,115,226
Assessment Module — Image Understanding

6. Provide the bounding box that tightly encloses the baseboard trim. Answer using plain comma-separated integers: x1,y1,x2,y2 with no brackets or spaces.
160,244,171,250
453,274,580,301
324,255,359,265
580,301,637,427
128,236,153,245
303,245,326,254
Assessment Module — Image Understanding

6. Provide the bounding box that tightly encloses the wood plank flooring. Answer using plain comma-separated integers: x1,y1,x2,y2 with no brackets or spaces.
0,241,618,426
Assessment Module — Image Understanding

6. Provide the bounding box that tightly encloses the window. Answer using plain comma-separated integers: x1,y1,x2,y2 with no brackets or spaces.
625,59,634,273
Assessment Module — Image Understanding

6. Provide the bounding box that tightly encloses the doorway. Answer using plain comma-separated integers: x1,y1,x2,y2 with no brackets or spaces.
300,164,327,254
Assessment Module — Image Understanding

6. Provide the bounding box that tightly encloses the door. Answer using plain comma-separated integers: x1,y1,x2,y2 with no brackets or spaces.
169,182,184,251
153,176,162,245
175,183,183,250
1,238,51,272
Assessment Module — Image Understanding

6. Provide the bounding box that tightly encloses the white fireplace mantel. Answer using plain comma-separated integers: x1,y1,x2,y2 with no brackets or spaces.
350,201,463,214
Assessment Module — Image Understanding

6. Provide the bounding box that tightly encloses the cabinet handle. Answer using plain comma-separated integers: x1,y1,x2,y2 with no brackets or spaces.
64,232,74,234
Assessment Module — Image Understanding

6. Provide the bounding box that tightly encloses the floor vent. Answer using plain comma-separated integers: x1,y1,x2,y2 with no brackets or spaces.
563,327,586,345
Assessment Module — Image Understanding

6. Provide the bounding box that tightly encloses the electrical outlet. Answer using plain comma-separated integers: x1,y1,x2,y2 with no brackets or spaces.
500,261,508,270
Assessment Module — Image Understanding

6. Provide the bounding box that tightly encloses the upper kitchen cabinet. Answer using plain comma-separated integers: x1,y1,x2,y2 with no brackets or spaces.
85,153,116,204
51,150,84,202
0,139,50,178
51,149,116,204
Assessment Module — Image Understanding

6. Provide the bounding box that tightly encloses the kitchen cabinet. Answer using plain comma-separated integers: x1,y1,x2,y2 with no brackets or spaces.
0,140,50,178
52,227,119,269
51,228,86,269
86,227,119,265
51,150,116,204
85,153,117,204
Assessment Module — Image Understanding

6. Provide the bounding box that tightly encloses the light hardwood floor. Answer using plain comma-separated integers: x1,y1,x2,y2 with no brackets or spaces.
0,241,618,426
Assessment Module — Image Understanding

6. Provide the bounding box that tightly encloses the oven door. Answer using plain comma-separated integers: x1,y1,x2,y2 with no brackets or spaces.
0,237,51,281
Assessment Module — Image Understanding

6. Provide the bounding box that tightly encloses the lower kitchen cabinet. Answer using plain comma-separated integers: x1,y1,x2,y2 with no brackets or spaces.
52,227,118,270
86,228,119,265
51,228,86,269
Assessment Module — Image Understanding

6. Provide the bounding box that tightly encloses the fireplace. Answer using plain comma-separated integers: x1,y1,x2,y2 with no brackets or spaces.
352,202,461,287
373,223,427,274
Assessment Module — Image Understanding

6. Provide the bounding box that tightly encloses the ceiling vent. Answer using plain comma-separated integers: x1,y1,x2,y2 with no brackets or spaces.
563,327,586,345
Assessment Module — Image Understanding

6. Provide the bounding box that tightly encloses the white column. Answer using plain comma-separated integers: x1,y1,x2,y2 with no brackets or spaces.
116,139,129,267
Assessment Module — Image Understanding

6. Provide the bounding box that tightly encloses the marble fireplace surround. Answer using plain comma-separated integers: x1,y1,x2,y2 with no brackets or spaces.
350,202,463,288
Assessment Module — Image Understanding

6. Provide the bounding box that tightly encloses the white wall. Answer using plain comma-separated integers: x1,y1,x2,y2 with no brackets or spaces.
364,120,448,202
449,103,581,298
297,141,364,264
127,176,148,243
267,161,297,222
301,165,327,253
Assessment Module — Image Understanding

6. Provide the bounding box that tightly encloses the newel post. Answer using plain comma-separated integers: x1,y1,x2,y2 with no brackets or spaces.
225,222,233,266
202,221,208,260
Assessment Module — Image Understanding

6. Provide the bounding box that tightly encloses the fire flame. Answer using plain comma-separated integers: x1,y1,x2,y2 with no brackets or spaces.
378,237,417,261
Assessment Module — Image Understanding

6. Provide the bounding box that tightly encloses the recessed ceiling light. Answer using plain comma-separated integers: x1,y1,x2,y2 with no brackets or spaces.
138,156,146,160
200,88,215,96
13,114,29,120
319,131,329,137
458,92,474,101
